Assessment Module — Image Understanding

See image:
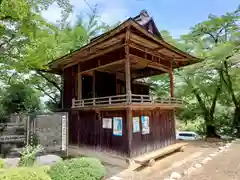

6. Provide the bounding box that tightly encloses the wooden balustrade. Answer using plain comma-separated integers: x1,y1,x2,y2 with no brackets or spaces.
72,94,183,108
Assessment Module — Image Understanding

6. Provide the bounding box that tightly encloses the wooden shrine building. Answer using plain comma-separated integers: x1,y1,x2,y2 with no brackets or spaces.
48,10,199,157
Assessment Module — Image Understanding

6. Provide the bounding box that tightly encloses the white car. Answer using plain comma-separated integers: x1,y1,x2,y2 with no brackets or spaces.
176,131,201,141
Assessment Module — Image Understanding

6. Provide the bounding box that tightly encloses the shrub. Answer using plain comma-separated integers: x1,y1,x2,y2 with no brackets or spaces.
18,145,43,167
0,167,51,180
37,165,50,173
48,157,106,180
0,159,4,168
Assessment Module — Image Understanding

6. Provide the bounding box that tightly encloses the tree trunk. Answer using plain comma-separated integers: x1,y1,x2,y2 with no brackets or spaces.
233,107,240,137
205,115,220,138
206,124,220,138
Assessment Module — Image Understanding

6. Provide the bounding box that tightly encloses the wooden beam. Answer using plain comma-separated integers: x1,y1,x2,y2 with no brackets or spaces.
130,33,160,49
130,21,196,60
50,22,130,67
77,64,82,99
130,55,171,72
125,27,132,103
79,59,125,75
127,108,133,157
92,71,96,98
129,40,172,61
131,69,162,80
170,61,174,97
63,41,125,69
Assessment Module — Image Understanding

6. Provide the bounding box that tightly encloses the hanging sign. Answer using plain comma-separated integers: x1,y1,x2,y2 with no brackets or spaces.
141,116,150,135
102,118,112,129
113,117,123,136
132,117,140,133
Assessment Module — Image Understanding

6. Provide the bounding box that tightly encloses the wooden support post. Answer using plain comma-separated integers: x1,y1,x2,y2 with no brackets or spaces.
92,70,96,98
170,61,174,98
72,98,75,108
77,64,82,100
127,108,133,157
125,27,131,103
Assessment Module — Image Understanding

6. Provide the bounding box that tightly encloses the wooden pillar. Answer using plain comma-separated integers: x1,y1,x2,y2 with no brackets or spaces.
77,64,82,99
125,27,131,102
92,71,96,98
169,61,174,97
127,108,133,157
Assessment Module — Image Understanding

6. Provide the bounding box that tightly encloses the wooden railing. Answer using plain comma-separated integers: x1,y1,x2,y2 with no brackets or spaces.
72,94,183,108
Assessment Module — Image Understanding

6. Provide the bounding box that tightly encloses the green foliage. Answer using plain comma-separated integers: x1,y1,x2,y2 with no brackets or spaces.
179,118,205,135
18,145,43,167
0,159,4,168
0,167,51,180
48,157,106,180
1,83,41,115
0,0,72,112
38,165,50,173
154,6,240,137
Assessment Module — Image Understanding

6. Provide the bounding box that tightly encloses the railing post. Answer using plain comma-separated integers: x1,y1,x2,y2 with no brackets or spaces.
82,100,85,107
151,96,154,103
71,98,75,108
141,95,143,103
127,91,132,104
93,98,96,106
109,97,111,104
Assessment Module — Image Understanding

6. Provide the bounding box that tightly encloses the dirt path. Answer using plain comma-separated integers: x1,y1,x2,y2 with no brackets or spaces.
145,142,221,180
108,141,222,179
182,140,240,180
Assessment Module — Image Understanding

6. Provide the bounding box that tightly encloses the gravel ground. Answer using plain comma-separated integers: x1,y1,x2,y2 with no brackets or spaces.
145,141,222,180
182,140,240,180
108,141,222,180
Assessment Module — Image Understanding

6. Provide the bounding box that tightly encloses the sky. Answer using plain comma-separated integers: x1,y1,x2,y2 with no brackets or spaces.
42,0,240,38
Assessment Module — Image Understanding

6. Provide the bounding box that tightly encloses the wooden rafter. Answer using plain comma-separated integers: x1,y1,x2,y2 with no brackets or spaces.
129,55,170,72
129,40,172,61
48,18,200,72
130,20,198,60
78,59,125,75
131,68,162,79
63,40,125,69
49,21,131,67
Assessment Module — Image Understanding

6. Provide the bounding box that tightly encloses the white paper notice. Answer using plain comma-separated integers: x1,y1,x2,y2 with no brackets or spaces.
102,118,112,129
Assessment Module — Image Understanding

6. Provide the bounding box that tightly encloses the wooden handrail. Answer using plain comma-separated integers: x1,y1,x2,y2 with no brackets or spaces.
72,94,183,108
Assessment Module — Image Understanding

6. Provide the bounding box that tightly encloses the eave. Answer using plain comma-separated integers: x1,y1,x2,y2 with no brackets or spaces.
47,18,201,74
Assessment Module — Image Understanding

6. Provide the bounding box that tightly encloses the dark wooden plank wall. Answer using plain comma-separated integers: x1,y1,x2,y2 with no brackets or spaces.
130,109,175,157
63,65,78,108
69,110,129,156
95,71,116,97
116,79,150,95
82,75,93,99
131,83,149,95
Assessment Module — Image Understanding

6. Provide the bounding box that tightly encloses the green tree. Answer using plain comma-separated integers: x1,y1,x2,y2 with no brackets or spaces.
178,8,239,137
1,83,42,115
153,7,240,137
21,10,112,110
